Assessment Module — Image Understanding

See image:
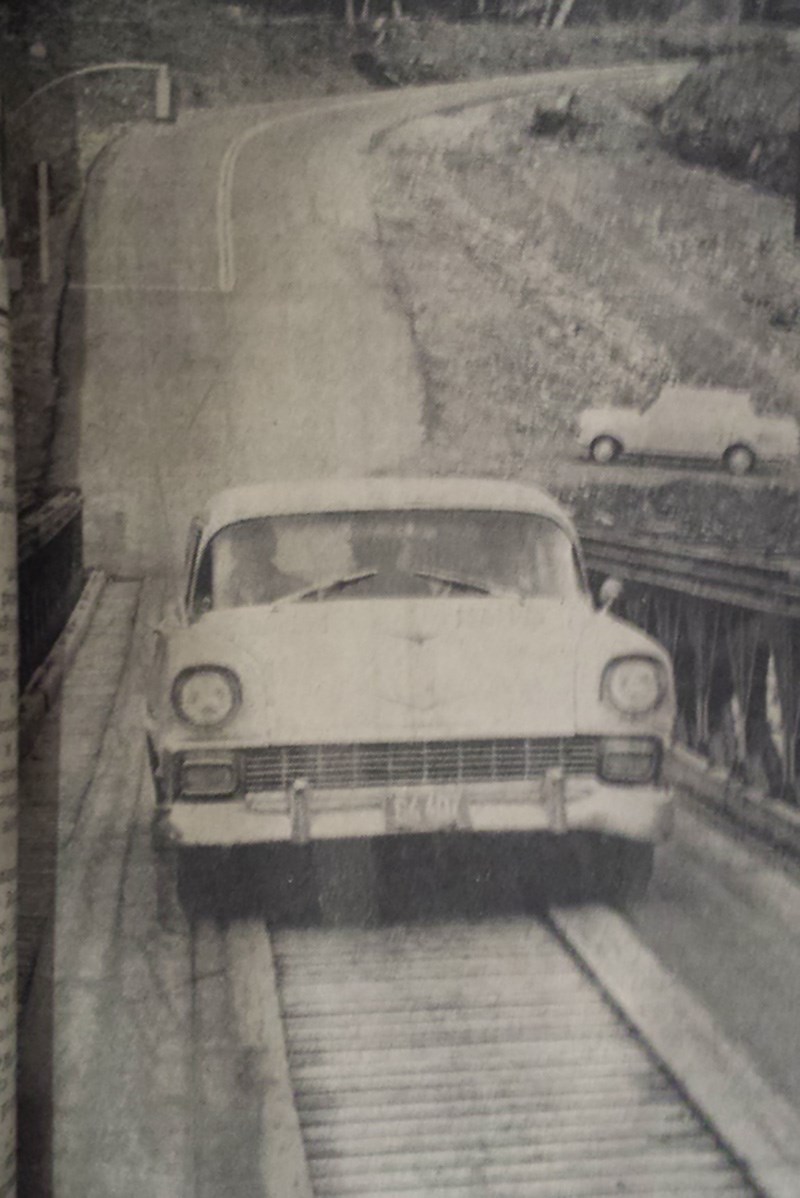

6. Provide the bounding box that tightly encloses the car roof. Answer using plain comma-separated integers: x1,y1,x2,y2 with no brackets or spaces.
198,477,576,545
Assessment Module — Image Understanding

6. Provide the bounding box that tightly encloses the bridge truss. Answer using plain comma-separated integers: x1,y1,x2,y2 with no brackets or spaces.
582,529,800,804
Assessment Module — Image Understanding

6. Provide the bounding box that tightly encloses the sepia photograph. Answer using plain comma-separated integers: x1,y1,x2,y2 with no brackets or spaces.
4,0,800,1194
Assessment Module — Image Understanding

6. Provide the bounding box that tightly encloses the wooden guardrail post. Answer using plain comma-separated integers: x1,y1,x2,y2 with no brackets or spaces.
155,65,171,122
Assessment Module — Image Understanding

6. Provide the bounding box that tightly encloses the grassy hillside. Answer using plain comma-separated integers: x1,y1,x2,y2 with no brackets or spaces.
376,18,782,83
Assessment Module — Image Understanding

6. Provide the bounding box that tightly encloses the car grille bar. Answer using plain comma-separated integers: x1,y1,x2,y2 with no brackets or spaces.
242,737,599,792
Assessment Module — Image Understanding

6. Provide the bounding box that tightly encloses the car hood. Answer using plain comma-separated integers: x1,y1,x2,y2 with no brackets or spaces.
180,598,599,743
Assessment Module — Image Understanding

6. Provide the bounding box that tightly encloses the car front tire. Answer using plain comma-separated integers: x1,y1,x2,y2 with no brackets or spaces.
723,444,756,476
590,435,622,465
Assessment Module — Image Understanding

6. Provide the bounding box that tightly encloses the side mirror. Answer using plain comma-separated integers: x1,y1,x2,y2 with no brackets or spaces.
155,598,184,634
599,577,623,612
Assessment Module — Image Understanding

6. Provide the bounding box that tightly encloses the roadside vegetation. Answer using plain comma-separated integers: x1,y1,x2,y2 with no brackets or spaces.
1,0,796,511
372,77,800,551
658,49,800,196
374,19,780,82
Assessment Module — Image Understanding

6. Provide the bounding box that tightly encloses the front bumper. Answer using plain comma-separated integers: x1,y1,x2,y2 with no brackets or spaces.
153,772,674,849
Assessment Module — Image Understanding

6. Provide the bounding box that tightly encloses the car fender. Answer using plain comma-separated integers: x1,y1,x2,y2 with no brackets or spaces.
150,623,272,747
573,612,676,740
752,417,799,459
578,408,637,451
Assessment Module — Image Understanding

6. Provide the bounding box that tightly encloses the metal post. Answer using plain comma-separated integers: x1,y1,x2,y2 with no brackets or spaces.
155,64,171,121
37,161,49,286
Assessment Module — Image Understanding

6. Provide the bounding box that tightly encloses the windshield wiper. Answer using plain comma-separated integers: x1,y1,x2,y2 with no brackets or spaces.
273,569,379,607
412,569,505,597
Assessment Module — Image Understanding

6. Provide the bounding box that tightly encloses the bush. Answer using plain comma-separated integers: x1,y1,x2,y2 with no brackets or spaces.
375,18,785,85
658,50,800,195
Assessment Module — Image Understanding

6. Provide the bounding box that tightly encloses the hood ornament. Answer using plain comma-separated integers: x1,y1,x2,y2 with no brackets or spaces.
388,627,440,647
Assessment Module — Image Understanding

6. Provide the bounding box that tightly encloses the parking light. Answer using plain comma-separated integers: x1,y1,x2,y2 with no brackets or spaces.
599,737,660,784
179,751,238,798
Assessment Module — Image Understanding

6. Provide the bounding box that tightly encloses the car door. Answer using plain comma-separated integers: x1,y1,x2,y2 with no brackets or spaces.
640,392,705,457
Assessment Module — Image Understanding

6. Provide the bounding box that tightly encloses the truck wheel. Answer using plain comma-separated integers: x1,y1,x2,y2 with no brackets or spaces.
590,435,622,465
723,444,755,476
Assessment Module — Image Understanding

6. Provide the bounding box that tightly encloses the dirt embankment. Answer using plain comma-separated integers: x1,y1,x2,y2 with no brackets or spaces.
373,83,800,552
657,50,800,197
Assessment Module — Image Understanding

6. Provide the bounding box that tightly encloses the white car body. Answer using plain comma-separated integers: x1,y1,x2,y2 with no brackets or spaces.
577,386,799,470
146,478,675,862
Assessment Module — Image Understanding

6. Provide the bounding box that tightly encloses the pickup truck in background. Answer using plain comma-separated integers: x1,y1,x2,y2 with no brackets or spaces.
577,385,799,475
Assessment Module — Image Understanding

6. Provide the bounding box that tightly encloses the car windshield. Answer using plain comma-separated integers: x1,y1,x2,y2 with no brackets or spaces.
193,510,582,613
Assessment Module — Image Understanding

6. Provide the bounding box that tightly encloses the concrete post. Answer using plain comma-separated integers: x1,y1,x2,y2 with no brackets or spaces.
155,64,171,122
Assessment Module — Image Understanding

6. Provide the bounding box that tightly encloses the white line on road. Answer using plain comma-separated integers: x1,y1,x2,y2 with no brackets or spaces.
68,282,221,294
215,61,690,294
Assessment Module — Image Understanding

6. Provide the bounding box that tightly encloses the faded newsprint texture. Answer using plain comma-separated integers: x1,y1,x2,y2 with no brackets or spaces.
0,204,17,1197
9,5,800,1198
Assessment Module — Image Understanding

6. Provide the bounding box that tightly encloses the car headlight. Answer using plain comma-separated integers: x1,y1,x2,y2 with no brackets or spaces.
172,666,241,728
178,752,239,797
602,656,666,716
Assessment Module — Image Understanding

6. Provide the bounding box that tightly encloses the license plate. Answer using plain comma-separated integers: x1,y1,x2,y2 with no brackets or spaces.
386,790,468,833
246,792,282,813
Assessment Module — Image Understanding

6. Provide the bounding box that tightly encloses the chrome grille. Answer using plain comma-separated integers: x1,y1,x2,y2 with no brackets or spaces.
242,737,598,791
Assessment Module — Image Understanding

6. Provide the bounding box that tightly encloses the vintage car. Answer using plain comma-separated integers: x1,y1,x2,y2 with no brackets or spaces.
145,477,675,910
577,385,799,475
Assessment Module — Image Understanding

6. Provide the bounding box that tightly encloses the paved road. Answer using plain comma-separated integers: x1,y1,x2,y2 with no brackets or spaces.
49,63,687,575
24,61,800,1195
18,582,800,1195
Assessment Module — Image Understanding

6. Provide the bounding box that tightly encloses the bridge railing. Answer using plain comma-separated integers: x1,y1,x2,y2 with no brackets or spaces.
6,62,172,124
582,527,800,804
